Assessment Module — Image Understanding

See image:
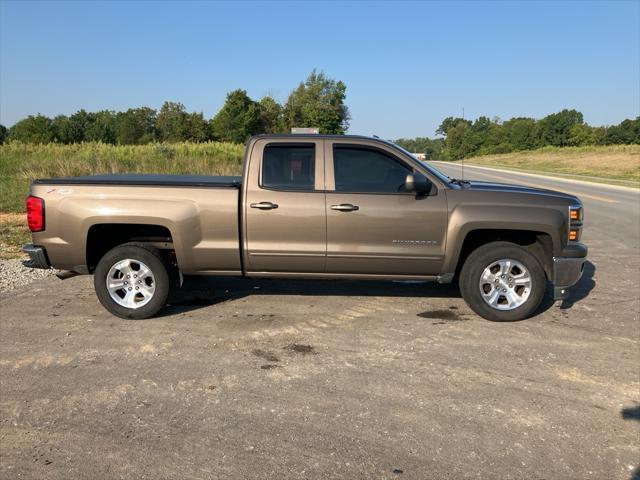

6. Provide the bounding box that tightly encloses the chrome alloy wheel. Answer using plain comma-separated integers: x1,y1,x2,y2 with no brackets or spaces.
106,259,156,309
478,259,532,311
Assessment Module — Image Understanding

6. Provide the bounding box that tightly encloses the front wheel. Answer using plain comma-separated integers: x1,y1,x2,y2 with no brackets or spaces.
94,243,171,319
459,241,546,321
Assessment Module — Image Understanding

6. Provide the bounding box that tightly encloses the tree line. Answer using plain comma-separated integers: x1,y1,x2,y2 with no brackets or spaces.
395,110,640,160
2,70,637,162
0,70,349,145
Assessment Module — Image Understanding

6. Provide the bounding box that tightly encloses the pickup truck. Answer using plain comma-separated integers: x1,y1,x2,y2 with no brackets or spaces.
23,134,587,321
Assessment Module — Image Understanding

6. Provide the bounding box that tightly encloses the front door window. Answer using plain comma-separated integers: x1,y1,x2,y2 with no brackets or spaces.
333,145,412,193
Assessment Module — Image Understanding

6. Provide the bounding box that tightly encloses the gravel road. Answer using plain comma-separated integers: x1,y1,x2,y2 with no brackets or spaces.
0,258,57,293
1,168,638,479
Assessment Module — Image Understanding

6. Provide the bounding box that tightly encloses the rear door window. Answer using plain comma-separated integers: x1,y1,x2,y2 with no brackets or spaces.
262,144,315,191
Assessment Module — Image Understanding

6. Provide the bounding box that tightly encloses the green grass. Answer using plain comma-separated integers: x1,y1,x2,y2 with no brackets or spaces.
0,141,245,212
459,145,640,186
0,213,30,259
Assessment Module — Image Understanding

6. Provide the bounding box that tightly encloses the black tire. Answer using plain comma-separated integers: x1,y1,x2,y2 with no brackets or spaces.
459,241,546,321
94,243,171,319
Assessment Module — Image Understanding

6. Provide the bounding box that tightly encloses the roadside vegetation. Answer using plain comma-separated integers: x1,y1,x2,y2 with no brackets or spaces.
0,141,245,213
457,145,640,185
395,110,640,160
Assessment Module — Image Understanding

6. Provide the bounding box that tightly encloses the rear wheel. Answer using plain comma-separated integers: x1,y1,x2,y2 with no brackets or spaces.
94,243,171,319
459,241,545,321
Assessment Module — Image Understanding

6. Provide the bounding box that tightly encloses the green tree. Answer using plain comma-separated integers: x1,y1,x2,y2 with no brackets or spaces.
471,116,492,134
210,89,262,143
439,116,492,159
425,138,445,159
393,137,444,159
184,112,210,142
394,111,639,162
283,70,350,134
568,124,597,146
443,122,474,160
435,117,471,137
258,96,285,134
604,117,640,145
591,126,608,145
85,110,117,143
503,117,538,151
52,115,74,143
157,101,188,142
0,124,6,144
537,109,584,147
465,116,495,156
8,114,55,143
115,107,157,144
69,109,94,142
480,121,510,155
52,109,95,143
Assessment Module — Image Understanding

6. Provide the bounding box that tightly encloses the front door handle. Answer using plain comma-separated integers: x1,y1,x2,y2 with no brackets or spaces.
250,202,279,210
331,203,359,212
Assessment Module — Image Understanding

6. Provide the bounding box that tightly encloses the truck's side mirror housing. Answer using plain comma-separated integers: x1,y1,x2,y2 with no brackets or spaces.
405,173,432,195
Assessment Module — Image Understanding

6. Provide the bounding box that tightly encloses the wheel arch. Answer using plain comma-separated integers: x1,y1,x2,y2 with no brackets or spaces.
86,223,175,273
453,228,554,280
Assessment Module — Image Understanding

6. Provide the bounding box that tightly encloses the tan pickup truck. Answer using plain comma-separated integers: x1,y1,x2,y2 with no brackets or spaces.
23,134,587,321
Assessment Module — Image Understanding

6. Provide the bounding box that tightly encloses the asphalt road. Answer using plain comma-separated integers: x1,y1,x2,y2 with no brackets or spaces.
1,167,639,479
431,161,640,250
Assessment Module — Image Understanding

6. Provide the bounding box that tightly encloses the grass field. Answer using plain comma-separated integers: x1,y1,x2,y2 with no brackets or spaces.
1,141,245,258
0,141,245,213
460,145,640,186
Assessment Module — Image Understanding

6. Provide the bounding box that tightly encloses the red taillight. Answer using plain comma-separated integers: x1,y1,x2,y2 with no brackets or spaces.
26,195,45,232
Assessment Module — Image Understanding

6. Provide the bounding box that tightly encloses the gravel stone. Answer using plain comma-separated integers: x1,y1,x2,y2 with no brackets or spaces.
0,258,58,293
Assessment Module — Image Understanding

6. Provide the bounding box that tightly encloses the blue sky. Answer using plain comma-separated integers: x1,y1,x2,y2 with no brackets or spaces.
1,0,638,138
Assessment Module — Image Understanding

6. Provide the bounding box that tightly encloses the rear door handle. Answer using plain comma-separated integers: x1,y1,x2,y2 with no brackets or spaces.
250,202,278,210
331,204,359,212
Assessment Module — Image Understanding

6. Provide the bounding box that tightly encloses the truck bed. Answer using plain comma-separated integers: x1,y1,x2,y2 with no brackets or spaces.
33,174,242,188
29,175,242,274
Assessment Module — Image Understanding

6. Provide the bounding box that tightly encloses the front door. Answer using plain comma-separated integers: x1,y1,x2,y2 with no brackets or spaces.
243,139,326,273
325,141,448,276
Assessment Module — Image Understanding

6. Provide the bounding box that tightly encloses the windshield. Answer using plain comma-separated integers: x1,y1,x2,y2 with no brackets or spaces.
388,141,452,185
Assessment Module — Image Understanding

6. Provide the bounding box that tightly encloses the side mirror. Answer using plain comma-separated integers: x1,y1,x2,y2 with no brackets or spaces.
405,173,432,194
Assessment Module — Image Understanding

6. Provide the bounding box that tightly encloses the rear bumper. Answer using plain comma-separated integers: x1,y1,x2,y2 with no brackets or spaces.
22,244,51,269
552,243,587,300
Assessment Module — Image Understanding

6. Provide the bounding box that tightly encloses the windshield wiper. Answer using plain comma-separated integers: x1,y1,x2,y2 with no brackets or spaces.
449,178,471,187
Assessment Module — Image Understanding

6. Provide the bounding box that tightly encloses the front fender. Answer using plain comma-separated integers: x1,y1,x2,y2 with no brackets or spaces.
441,204,566,275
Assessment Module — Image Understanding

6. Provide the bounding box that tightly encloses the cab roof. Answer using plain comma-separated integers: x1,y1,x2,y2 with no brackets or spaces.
250,133,395,145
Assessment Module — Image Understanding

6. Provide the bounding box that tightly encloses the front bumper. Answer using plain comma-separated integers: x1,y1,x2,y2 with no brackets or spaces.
22,244,51,269
552,243,587,300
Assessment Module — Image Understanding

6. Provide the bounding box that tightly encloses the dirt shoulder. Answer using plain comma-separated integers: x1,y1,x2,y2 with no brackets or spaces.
1,245,638,479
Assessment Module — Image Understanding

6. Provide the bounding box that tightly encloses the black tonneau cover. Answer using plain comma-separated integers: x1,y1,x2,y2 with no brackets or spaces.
33,174,242,188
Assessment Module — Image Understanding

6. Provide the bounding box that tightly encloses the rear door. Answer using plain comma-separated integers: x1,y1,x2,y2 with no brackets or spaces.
324,140,448,276
243,138,326,273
